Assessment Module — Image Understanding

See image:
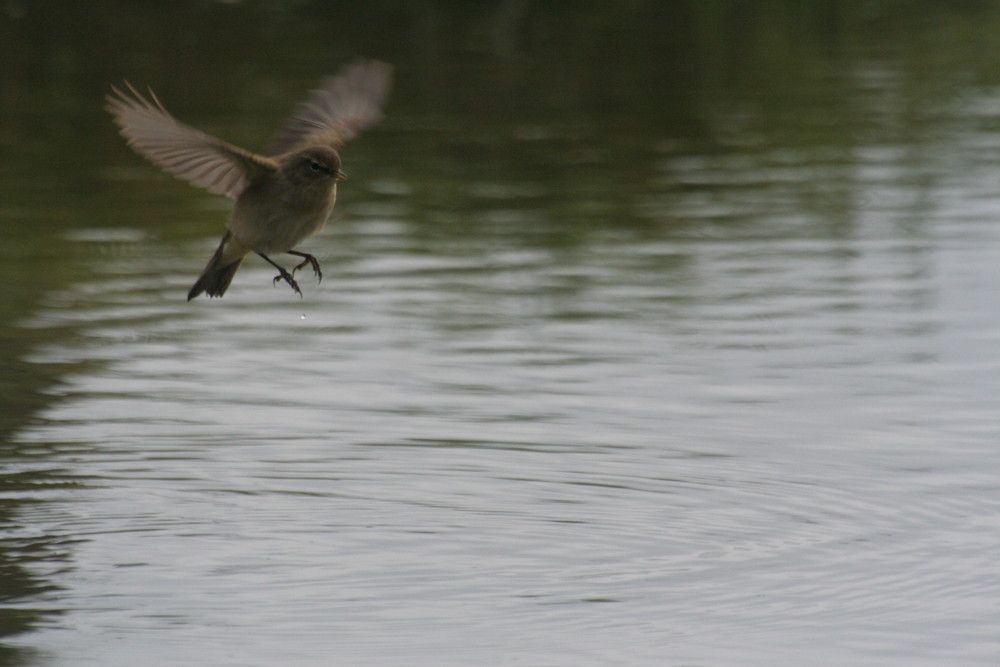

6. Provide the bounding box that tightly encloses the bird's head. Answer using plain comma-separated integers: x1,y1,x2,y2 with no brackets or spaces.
287,147,347,183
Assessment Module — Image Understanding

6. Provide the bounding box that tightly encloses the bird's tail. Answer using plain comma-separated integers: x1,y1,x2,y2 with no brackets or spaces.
187,231,249,300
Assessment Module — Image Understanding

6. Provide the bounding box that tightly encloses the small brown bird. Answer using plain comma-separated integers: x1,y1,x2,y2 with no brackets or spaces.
106,60,392,300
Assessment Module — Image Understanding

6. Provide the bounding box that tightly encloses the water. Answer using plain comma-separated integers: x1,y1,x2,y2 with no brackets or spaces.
2,3,1000,665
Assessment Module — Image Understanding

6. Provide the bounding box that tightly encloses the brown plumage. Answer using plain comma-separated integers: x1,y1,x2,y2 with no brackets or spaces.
106,60,392,300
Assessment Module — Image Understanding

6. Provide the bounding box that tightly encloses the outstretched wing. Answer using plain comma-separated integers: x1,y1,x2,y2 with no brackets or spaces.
106,83,275,199
264,60,393,157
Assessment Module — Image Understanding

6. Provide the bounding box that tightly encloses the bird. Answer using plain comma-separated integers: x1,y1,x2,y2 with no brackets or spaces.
106,60,392,300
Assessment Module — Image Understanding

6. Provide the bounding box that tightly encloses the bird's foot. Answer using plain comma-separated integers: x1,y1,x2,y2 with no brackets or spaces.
289,251,323,283
271,267,303,298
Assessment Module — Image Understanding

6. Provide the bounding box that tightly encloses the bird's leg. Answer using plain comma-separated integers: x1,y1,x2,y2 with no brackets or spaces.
288,250,323,283
256,252,302,297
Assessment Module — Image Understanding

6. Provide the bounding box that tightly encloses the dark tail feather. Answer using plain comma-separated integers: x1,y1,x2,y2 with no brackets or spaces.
187,258,243,300
187,232,246,300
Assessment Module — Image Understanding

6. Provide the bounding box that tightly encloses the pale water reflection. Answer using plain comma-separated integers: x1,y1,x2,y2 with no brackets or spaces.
8,136,1000,664
3,3,1000,666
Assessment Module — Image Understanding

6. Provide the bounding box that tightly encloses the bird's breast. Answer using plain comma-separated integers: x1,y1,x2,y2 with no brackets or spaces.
229,180,337,254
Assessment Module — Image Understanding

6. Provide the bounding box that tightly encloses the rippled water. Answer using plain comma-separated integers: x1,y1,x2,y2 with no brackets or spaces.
6,132,999,664
4,4,1000,666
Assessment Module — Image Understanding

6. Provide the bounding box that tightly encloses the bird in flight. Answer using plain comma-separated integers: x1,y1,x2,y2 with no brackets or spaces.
107,60,392,300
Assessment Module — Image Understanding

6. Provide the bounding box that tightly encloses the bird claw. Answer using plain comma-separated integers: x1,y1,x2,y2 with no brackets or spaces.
271,268,303,297
290,253,323,284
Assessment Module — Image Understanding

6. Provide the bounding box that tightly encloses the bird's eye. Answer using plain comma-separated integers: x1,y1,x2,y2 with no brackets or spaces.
309,161,323,172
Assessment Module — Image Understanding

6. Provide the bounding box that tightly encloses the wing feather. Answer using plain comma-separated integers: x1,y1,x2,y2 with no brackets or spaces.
264,60,393,156
106,83,274,199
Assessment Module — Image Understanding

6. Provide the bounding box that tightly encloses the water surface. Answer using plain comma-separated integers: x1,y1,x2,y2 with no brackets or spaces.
2,3,999,665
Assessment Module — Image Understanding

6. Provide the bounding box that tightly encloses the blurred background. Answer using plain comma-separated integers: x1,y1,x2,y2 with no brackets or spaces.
1,1,999,665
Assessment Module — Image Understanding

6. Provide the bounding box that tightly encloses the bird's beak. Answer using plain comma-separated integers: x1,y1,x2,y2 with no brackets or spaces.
334,170,348,181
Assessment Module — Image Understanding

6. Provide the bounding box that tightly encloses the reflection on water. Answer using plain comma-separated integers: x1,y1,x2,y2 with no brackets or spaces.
3,2,1000,665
